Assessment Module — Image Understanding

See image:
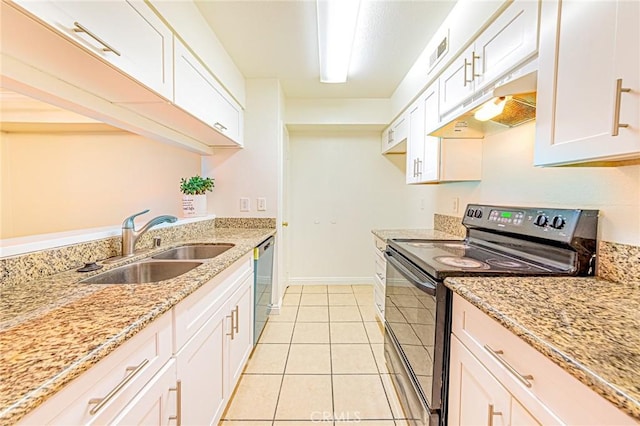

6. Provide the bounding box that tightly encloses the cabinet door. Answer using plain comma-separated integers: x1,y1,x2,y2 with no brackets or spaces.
176,305,228,426
421,82,441,183
511,398,542,426
535,0,640,165
13,0,173,100
381,114,408,154
226,275,254,393
439,45,476,116
110,360,177,426
474,0,539,91
448,335,510,426
406,97,425,184
174,39,243,145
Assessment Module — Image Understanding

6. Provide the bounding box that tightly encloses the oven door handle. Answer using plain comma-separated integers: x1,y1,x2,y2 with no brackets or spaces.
385,252,437,295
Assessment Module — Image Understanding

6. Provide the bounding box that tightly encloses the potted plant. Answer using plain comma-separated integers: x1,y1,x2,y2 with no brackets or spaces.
180,175,214,217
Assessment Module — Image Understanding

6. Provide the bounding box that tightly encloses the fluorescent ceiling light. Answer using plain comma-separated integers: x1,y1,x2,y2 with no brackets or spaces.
317,0,361,83
474,96,508,121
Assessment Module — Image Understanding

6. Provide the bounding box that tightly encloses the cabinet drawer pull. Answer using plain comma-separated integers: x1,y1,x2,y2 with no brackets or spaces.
227,312,235,339
214,122,228,131
471,51,481,79
487,404,502,426
612,78,631,136
169,380,182,426
72,22,121,56
464,58,472,87
88,358,149,415
233,305,240,334
484,345,533,388
388,128,394,144
375,272,385,281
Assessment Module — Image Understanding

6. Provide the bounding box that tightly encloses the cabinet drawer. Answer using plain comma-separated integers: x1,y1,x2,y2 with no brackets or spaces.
373,236,387,254
19,313,172,425
174,253,253,351
452,295,635,425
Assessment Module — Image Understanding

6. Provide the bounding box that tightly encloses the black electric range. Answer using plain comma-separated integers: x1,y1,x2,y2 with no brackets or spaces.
383,204,599,426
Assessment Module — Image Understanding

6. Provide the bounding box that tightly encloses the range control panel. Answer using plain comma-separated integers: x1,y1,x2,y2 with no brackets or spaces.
462,204,599,243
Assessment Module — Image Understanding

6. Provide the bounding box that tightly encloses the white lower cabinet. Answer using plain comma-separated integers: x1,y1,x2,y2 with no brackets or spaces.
226,277,254,390
372,236,386,320
448,294,637,425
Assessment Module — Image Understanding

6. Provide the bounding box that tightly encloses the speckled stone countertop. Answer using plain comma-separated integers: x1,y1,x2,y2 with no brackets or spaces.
0,228,275,425
371,228,463,241
445,276,640,421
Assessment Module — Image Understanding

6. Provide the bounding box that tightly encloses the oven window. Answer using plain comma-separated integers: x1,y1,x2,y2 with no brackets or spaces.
385,263,437,407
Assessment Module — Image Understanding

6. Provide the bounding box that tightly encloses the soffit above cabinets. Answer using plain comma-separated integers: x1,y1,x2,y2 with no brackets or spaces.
0,88,126,133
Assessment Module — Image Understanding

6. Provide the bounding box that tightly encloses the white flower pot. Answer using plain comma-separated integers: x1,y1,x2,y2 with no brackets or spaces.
182,194,207,217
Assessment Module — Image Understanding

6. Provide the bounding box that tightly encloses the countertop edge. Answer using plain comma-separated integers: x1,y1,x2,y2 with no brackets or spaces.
444,279,640,421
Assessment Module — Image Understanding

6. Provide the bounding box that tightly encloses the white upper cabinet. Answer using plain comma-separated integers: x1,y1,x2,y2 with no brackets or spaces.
12,0,174,101
440,0,539,116
406,94,426,184
174,39,244,146
534,0,640,166
381,113,408,154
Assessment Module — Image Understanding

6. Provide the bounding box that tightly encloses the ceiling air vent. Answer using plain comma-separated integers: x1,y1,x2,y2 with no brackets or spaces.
429,31,449,71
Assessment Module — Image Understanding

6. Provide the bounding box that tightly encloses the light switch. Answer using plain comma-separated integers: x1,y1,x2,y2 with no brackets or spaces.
257,197,267,211
240,197,250,212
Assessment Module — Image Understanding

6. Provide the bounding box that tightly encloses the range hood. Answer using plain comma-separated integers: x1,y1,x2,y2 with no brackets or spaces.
430,64,538,139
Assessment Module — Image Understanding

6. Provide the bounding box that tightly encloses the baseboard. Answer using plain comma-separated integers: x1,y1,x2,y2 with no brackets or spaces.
286,277,374,286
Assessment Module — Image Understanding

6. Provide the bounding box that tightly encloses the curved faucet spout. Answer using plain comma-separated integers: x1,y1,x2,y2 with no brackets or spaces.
121,211,178,257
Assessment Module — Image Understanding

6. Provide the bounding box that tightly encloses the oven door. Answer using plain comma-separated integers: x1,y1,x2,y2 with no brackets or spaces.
384,247,450,426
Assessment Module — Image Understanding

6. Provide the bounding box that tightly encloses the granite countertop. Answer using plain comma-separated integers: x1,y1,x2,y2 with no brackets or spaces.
445,276,640,421
371,228,463,241
0,227,275,424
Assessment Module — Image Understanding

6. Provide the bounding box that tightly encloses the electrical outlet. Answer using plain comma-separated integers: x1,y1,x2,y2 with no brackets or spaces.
452,197,460,213
257,197,267,211
240,197,250,212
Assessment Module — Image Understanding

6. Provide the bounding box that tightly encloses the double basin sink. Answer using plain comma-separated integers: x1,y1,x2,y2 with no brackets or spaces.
81,244,234,285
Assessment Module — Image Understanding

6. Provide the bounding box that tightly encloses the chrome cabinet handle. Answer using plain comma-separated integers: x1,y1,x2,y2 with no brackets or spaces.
88,359,149,415
471,51,481,79
612,78,631,136
388,128,394,144
73,22,121,56
169,380,182,426
487,404,503,426
233,305,240,334
416,158,422,176
464,58,472,87
375,272,385,281
227,311,235,339
214,122,228,132
484,345,533,388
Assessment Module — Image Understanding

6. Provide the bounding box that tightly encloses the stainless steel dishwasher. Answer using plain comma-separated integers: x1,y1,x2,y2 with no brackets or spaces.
253,236,275,344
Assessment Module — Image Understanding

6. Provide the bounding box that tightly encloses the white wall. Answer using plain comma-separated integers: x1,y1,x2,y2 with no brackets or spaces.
204,79,283,218
287,131,436,284
427,122,640,245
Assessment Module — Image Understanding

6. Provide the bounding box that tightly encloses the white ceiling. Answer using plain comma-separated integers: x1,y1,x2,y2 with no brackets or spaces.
195,0,456,99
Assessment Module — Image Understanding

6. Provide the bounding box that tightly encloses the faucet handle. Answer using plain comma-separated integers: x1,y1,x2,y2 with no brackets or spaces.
122,209,150,229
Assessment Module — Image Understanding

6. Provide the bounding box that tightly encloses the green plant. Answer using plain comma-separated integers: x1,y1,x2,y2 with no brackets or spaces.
180,176,215,195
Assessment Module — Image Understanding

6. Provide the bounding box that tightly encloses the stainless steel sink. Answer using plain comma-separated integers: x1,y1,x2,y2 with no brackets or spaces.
80,261,202,284
152,243,234,260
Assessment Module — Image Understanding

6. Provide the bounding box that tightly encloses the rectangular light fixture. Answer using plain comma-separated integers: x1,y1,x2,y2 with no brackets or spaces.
316,0,361,83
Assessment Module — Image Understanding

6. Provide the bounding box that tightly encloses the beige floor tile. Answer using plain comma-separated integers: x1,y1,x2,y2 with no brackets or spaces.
394,421,410,425
286,285,303,294
283,293,302,306
328,293,358,306
297,306,329,322
371,344,389,373
380,374,406,420
363,322,384,344
331,344,378,374
300,293,329,306
336,422,396,425
275,375,333,420
328,285,353,294
352,285,374,294
333,375,393,420
224,374,282,420
245,344,290,374
292,322,330,343
302,285,328,293
269,306,299,322
219,422,272,426
286,344,331,374
274,422,333,426
260,322,295,343
329,306,362,322
330,322,369,344
357,305,378,322
356,294,375,306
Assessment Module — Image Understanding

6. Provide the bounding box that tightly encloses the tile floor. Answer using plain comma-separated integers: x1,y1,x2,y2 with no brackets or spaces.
220,284,408,426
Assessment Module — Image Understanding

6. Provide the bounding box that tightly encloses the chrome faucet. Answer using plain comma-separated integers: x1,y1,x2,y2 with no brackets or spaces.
121,210,177,257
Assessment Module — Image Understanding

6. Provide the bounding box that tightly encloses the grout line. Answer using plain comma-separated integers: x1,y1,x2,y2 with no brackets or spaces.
328,291,336,423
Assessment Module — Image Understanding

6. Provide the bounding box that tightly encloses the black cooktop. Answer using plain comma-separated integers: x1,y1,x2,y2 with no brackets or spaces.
388,239,566,280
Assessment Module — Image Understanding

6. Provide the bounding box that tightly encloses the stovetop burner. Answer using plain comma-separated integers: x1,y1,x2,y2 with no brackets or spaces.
434,256,490,269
